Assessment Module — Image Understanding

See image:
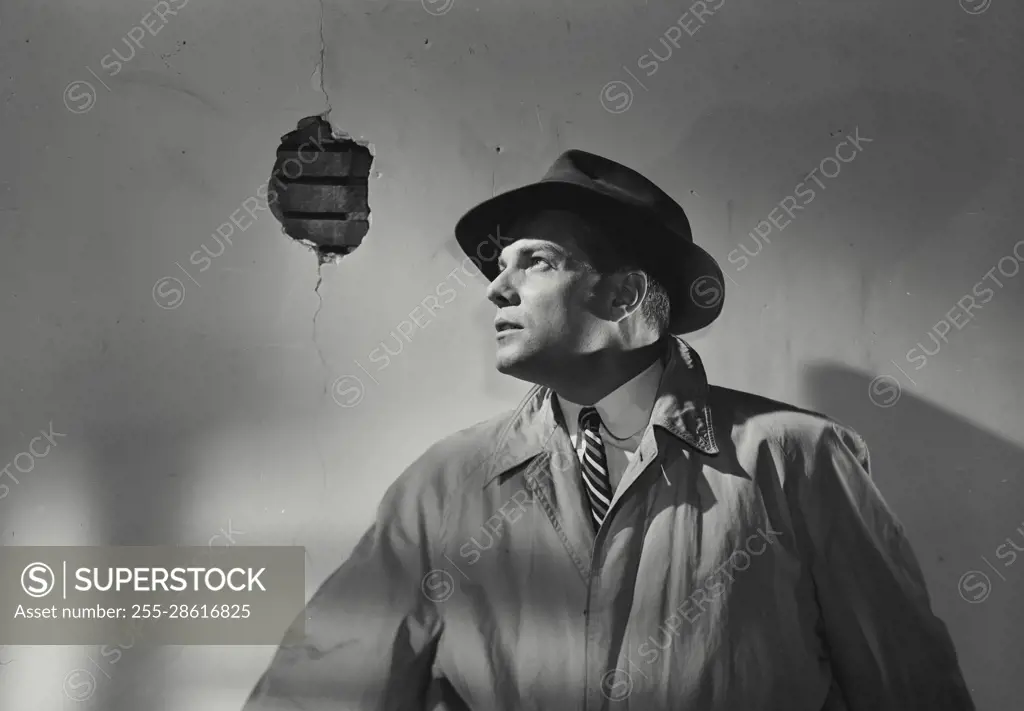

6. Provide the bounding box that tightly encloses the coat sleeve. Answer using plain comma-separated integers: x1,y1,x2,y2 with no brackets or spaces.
241,458,448,711
793,422,975,711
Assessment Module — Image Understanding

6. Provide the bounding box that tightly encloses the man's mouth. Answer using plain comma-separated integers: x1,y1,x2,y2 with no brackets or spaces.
494,320,523,333
495,324,523,340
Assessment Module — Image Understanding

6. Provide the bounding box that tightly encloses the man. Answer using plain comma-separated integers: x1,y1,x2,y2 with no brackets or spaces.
242,150,974,710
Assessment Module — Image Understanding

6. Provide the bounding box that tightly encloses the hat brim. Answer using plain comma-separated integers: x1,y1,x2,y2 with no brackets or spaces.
454,181,725,334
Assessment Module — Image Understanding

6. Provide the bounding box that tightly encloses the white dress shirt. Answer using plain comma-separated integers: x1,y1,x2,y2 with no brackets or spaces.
555,353,666,494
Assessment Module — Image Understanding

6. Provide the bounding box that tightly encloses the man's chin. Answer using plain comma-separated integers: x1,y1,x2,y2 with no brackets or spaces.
494,345,534,378
495,349,560,388
494,353,521,376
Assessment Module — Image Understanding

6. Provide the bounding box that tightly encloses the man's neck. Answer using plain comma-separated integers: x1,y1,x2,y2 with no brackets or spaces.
550,339,665,406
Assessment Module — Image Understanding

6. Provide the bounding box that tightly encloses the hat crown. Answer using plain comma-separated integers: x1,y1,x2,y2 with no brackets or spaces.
542,150,693,243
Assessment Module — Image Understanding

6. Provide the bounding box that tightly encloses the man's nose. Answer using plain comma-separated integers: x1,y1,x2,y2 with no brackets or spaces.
486,268,517,307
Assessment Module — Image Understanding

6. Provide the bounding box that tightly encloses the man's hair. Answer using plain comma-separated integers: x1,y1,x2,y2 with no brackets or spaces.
570,207,673,337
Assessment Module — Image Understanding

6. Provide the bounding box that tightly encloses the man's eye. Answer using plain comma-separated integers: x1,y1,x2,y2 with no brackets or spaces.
530,256,551,267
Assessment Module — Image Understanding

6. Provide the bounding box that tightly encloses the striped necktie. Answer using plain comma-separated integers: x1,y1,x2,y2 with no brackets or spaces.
578,406,612,531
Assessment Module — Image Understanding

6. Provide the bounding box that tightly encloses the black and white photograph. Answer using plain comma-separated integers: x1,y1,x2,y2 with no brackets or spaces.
0,0,1020,709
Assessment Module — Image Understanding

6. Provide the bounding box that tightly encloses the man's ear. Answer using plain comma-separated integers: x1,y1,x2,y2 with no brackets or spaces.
610,271,648,318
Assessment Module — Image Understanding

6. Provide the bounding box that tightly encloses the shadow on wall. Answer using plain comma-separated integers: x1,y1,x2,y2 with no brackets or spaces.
803,362,1024,559
804,362,1024,711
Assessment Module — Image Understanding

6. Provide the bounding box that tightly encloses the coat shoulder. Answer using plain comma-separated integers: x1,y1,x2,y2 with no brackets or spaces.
388,404,526,503
707,384,866,452
367,405,527,550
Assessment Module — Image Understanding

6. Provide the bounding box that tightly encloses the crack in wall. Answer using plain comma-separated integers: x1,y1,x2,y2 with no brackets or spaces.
313,0,335,492
312,258,328,491
316,0,333,122
312,262,328,400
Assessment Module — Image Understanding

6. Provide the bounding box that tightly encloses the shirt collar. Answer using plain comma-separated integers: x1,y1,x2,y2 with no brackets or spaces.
481,335,719,488
555,353,665,445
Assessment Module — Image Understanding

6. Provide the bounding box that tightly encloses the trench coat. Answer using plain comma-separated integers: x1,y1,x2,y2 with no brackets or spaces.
242,336,974,711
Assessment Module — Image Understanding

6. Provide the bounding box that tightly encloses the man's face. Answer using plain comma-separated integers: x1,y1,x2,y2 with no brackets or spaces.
486,209,609,382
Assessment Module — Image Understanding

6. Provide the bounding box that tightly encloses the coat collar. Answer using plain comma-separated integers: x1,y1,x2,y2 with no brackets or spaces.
481,335,719,488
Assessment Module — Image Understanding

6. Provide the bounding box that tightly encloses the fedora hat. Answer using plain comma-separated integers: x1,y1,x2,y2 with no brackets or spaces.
454,149,724,334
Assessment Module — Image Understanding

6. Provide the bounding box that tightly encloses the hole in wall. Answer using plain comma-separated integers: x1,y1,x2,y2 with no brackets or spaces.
269,115,374,262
